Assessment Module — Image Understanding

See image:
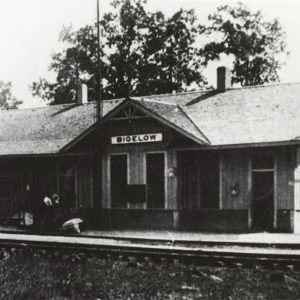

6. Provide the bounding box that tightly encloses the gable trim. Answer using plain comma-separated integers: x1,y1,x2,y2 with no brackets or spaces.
61,97,209,152
177,105,210,144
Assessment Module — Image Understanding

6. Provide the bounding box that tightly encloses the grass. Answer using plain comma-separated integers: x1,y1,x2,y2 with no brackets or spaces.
0,248,299,299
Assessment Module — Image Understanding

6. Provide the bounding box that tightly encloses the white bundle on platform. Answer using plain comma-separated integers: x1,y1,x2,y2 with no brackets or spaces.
61,218,83,233
24,212,33,226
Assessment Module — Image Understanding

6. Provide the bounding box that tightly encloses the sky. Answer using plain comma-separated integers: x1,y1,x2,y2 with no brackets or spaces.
0,0,299,108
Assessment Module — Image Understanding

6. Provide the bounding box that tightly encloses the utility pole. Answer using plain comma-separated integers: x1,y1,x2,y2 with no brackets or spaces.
96,0,102,125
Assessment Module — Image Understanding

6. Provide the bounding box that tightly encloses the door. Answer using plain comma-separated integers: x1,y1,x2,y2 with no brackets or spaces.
110,154,128,208
252,155,274,231
146,153,165,208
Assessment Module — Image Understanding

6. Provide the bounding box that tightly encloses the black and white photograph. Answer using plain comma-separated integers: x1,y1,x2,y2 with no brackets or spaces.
0,0,299,299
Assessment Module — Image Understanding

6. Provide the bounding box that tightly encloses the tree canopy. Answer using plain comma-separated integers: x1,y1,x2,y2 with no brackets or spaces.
32,0,206,104
202,2,288,86
0,81,22,109
31,0,288,104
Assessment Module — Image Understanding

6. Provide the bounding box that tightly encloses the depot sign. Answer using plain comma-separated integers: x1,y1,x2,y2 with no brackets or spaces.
111,133,163,145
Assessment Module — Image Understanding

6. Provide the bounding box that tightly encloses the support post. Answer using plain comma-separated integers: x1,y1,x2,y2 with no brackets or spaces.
294,146,300,232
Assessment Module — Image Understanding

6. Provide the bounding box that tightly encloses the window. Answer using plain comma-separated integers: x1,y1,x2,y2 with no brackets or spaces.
59,162,77,209
110,154,128,208
252,154,274,171
199,153,219,209
146,153,165,209
178,151,220,209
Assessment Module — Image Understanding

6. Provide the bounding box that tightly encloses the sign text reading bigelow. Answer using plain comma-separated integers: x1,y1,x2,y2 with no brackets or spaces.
111,133,163,144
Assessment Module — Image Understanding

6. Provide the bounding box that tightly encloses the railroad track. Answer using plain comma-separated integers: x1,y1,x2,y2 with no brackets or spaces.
0,232,300,270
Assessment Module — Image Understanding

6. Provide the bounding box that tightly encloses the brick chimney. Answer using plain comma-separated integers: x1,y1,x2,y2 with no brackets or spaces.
217,66,231,92
77,83,88,104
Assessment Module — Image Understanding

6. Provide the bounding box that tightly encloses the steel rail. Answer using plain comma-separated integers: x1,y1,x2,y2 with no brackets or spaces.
0,235,300,270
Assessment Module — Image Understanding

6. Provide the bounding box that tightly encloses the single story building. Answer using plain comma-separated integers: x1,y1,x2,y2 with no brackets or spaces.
1,67,300,233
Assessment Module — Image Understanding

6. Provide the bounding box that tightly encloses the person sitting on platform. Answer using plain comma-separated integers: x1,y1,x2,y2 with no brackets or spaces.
41,193,60,230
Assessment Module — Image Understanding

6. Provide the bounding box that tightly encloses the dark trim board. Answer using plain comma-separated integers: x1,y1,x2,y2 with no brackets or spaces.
99,209,175,230
95,209,291,233
174,140,300,151
92,209,295,233
178,210,249,232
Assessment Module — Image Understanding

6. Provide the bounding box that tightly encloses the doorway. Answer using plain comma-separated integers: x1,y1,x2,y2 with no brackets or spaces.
146,153,165,208
110,154,128,208
252,155,274,231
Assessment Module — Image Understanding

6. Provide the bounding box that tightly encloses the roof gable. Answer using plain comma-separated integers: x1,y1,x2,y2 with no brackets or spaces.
101,98,209,145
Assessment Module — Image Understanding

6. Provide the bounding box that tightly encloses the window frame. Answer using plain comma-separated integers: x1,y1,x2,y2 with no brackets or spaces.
199,152,220,210
143,151,168,210
108,153,130,209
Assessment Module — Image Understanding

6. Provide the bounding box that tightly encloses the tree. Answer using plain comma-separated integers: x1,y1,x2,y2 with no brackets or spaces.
101,1,206,97
0,81,22,109
202,2,288,86
32,25,100,105
31,0,206,104
135,8,206,96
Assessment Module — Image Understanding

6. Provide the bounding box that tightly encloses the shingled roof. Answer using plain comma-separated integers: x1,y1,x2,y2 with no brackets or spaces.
129,98,210,144
0,99,122,155
137,82,300,146
1,81,300,156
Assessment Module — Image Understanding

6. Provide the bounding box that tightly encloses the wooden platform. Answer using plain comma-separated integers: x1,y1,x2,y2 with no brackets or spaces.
1,226,300,252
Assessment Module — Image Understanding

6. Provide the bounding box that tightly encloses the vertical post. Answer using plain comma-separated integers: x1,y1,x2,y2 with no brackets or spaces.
168,150,179,229
247,157,252,229
273,155,278,229
294,147,300,232
219,152,223,210
96,0,102,125
96,0,104,226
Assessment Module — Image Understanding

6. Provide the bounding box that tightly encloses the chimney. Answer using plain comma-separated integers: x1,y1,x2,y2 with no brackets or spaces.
77,83,88,104
217,66,231,92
